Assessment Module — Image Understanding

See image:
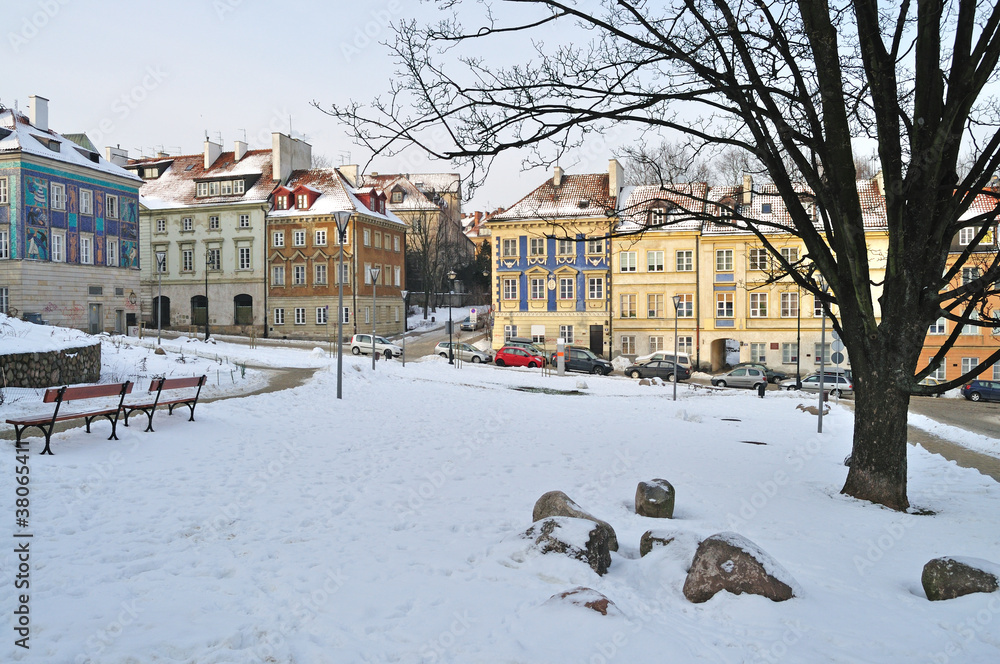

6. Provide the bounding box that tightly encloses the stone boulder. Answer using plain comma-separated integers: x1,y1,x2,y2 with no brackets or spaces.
533,491,619,552
682,532,797,603
545,587,620,616
154,347,166,355
521,517,612,576
922,557,1000,601
635,479,675,519
640,530,677,557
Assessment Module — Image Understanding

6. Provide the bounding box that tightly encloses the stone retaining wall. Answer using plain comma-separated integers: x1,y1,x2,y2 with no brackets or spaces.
0,343,102,388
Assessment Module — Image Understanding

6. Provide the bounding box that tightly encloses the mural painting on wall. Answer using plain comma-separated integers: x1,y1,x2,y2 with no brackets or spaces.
26,228,48,261
26,205,47,227
121,221,137,241
68,233,79,263
121,199,137,224
25,176,47,207
122,240,139,269
67,184,78,212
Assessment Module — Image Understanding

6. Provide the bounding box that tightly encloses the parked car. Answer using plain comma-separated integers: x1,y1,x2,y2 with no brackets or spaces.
494,345,546,368
961,379,1000,402
917,376,944,397
459,315,486,331
624,360,691,382
502,337,546,355
711,367,768,390
731,362,789,384
633,351,692,371
350,334,402,359
780,373,854,397
548,346,614,375
434,341,491,363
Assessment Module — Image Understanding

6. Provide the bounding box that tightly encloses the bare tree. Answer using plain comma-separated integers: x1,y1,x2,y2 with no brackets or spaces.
406,209,467,318
621,139,712,186
319,0,1000,511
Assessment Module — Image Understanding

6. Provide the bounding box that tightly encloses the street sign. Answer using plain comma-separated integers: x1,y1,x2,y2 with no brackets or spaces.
831,329,841,342
831,351,845,365
831,339,844,352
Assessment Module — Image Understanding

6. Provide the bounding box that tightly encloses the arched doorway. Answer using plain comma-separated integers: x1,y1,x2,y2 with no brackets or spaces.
152,296,171,327
191,295,207,326
709,337,741,371
234,294,253,326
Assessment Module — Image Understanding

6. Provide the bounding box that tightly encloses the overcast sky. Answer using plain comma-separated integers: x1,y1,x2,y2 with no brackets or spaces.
5,0,626,211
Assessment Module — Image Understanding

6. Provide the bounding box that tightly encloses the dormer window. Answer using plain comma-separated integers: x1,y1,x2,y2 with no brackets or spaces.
276,195,288,210
209,182,220,196
197,183,208,197
234,179,245,194
391,190,403,203
221,181,232,195
297,193,309,209
651,208,666,226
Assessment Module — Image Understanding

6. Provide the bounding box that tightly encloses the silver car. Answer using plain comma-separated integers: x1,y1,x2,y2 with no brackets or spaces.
711,367,768,389
434,341,491,363
780,373,854,397
350,334,402,359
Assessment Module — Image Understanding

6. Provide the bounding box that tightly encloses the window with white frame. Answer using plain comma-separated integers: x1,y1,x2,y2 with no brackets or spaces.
182,249,193,272
0,230,7,259
677,336,693,355
394,235,400,252
748,248,769,270
782,342,798,363
814,295,824,317
182,217,193,231
80,236,93,264
374,232,382,249
588,277,604,300
780,247,799,264
296,194,308,209
531,325,545,344
315,230,327,246
221,181,232,196
649,335,664,352
272,265,285,286
293,230,306,246
929,360,947,381
315,263,328,284
106,238,118,267
275,195,287,209
51,183,66,210
234,180,245,195
0,287,7,315
394,266,401,286
675,293,693,317
273,231,285,247
504,325,517,340
928,317,946,334
341,307,350,324
587,239,604,255
648,293,663,318
749,292,768,317
530,278,545,299
363,229,371,246
336,263,350,284
993,361,1000,380
750,342,767,363
962,267,980,285
156,218,166,233
273,308,285,324
293,265,306,285
106,194,118,219
209,182,220,196
559,277,574,300
364,307,370,324
503,278,518,299
647,251,664,272
651,208,668,226
238,247,251,270
0,177,7,204
155,249,167,273
207,248,221,270
197,183,208,197
80,189,93,215
959,227,976,245
815,343,831,364
557,239,575,255
529,238,545,256
364,263,372,285
962,357,979,375
620,251,637,272
316,307,328,325
51,232,64,262
780,292,798,318
716,249,733,272
209,216,220,230
716,292,734,318
294,308,306,325
621,335,636,355
676,250,693,271
559,325,574,343
502,238,518,257
962,310,980,335
620,294,637,318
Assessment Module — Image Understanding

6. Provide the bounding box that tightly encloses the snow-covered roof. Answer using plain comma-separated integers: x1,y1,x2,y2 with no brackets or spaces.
361,175,441,213
490,173,615,222
268,168,407,227
0,109,141,183
615,183,710,233
363,172,461,195
131,150,275,209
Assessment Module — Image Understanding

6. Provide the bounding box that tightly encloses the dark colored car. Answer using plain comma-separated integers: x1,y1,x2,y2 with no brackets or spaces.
961,379,1000,402
548,346,613,375
625,360,691,382
494,345,546,368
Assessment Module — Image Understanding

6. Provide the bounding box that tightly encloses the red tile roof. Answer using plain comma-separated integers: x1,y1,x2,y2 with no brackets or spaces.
491,173,615,221
132,150,275,209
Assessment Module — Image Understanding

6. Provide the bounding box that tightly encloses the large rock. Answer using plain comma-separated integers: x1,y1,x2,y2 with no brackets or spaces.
922,557,1000,601
682,532,797,603
545,587,620,616
640,530,677,557
521,517,612,576
635,479,675,518
533,491,619,551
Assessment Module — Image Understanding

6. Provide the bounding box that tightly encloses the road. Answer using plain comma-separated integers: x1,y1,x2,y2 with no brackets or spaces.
908,394,1000,439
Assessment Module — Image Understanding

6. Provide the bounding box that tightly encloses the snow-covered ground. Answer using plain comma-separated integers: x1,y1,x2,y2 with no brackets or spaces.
2,320,1000,663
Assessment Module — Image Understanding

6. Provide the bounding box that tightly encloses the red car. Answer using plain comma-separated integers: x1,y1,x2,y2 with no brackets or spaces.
494,345,546,368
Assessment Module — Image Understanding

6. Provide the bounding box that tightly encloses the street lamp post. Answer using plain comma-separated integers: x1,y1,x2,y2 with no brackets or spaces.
369,265,381,370
333,211,352,400
672,294,681,402
401,289,409,367
155,251,165,345
817,279,827,433
796,286,802,389
204,247,217,341
447,269,457,364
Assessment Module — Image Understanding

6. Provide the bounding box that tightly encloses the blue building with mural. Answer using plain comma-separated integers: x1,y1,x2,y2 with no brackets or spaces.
0,96,142,333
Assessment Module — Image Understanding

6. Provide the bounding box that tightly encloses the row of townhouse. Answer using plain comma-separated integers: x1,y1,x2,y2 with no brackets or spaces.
487,160,1000,379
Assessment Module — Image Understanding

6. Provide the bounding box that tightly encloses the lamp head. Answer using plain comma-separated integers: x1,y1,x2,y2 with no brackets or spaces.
447,270,457,281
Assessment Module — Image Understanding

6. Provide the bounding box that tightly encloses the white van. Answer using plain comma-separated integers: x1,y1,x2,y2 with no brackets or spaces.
634,350,692,369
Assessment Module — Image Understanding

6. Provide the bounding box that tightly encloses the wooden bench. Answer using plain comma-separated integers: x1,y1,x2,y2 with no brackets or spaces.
122,375,206,432
6,382,133,455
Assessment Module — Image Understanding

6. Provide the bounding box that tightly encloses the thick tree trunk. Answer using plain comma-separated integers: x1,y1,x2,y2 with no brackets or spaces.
840,361,912,511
